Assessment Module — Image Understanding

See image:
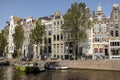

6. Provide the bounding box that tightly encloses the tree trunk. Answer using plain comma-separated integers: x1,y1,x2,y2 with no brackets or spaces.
36,45,38,58
17,48,22,61
36,44,41,60
73,41,77,60
33,44,37,60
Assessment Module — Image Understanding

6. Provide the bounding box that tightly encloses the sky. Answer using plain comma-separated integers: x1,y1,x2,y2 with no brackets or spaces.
0,0,120,30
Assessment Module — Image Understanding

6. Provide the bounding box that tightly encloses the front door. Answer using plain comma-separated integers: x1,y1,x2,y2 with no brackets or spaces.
105,49,108,56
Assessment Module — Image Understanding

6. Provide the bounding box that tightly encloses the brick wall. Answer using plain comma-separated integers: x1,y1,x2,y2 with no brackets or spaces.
59,60,120,71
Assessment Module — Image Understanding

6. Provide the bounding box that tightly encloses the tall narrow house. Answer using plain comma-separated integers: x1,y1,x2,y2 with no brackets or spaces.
109,4,120,59
8,16,21,58
41,11,65,60
92,6,109,59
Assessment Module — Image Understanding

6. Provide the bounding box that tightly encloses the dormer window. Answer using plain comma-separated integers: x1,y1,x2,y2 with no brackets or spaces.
112,4,119,14
114,8,117,13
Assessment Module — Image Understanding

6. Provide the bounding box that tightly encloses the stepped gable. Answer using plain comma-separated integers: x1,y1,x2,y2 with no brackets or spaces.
93,5,107,24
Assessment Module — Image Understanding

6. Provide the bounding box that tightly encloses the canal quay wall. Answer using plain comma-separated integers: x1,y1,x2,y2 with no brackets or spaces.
59,60,120,71
2,59,120,71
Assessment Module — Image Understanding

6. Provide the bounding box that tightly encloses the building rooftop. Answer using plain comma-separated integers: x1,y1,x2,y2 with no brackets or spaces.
97,5,102,12
112,4,119,8
40,15,54,20
13,16,21,23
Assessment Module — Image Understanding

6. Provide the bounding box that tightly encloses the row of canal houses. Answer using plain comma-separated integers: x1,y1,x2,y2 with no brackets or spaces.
5,4,120,60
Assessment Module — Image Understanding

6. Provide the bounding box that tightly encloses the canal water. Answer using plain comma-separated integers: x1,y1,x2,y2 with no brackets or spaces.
0,66,120,80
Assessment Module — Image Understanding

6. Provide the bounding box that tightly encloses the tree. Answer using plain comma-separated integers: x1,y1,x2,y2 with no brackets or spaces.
62,2,92,60
30,18,45,59
0,30,7,56
12,23,24,58
3,23,9,56
2,26,9,40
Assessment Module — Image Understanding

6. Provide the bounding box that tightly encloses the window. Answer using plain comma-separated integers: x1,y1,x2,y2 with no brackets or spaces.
57,21,59,25
57,44,59,53
112,42,119,46
94,48,98,53
48,38,51,43
48,46,51,53
94,26,99,32
54,55,56,58
110,31,114,37
117,42,119,46
54,27,56,32
61,34,63,40
57,55,59,59
48,24,52,29
54,44,56,53
99,48,103,53
70,42,73,47
110,24,113,27
115,24,118,28
61,44,63,53
61,20,63,24
48,31,51,35
113,42,115,46
114,8,117,13
95,34,100,42
102,34,107,42
110,42,113,46
61,55,63,59
54,35,56,41
101,24,106,32
54,22,56,26
115,15,118,19
55,15,60,19
98,16,102,21
115,42,117,46
115,30,119,37
57,35,59,41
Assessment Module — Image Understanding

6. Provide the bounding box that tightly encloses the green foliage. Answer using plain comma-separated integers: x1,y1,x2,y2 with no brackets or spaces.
3,25,9,39
62,2,92,60
0,30,7,55
13,23,24,50
30,18,45,45
12,51,18,58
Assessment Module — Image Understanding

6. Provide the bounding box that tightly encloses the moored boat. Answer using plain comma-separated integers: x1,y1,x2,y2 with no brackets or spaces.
45,62,68,70
0,61,10,66
60,66,68,70
15,63,45,73
39,67,45,72
16,65,26,71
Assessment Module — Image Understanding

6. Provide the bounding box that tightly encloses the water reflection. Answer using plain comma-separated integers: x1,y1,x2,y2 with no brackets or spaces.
0,66,120,80
0,66,13,80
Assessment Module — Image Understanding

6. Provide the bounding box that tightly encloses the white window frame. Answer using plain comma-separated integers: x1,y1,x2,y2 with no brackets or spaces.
101,24,106,33
94,25,99,32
